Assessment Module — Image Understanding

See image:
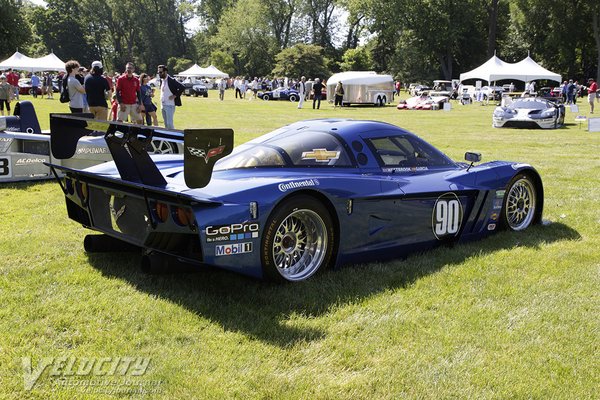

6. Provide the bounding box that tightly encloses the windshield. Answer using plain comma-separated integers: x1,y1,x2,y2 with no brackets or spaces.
510,100,549,109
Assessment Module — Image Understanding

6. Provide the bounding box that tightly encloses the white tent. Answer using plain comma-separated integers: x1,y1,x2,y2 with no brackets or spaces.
176,64,229,78
0,51,66,72
507,56,561,82
459,55,511,83
459,55,561,83
176,64,209,77
204,65,229,78
0,51,36,70
34,52,66,72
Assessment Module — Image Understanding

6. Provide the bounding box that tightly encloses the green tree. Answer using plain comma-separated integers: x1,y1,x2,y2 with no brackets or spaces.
272,44,331,79
210,50,235,76
339,46,372,71
0,0,33,59
211,0,277,77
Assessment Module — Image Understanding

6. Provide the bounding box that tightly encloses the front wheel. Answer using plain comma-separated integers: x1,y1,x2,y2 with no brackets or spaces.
289,94,298,102
501,174,538,231
261,195,335,282
262,94,270,101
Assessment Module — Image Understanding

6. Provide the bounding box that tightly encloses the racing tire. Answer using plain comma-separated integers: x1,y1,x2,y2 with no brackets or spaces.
150,140,178,154
289,94,298,102
501,173,538,231
262,94,270,101
261,195,335,282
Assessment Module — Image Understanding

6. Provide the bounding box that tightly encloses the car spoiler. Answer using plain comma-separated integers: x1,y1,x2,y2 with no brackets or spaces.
49,114,233,189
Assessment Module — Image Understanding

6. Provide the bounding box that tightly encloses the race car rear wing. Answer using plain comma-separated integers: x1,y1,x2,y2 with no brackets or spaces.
49,114,233,189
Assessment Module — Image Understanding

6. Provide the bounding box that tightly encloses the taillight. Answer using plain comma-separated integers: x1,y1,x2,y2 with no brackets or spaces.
153,202,169,223
76,181,88,203
172,206,194,226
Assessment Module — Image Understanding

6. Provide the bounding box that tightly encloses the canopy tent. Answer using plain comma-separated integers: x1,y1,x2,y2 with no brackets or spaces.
0,51,36,70
0,51,66,72
459,55,561,83
204,65,229,78
33,52,66,72
176,63,229,78
176,64,208,77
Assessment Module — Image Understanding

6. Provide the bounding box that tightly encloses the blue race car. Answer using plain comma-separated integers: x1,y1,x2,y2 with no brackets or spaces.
257,87,300,102
48,116,543,282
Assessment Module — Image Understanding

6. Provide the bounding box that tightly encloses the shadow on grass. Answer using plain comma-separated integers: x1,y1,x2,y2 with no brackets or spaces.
86,222,579,347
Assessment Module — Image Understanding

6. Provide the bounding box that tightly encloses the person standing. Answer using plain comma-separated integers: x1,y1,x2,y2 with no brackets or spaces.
44,73,54,99
84,61,111,120
334,81,344,108
6,69,19,100
587,78,597,113
312,78,323,109
116,62,143,124
65,60,86,113
218,77,226,101
157,65,184,129
234,77,242,99
30,73,40,98
0,75,12,116
297,76,306,109
140,73,158,126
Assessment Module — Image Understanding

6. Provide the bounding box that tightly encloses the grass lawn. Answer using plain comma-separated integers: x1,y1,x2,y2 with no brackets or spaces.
1,92,599,399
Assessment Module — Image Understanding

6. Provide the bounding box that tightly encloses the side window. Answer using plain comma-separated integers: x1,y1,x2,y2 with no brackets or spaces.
274,131,352,167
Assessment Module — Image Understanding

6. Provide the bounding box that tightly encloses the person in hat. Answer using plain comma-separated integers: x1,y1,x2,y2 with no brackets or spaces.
588,78,597,113
84,61,111,120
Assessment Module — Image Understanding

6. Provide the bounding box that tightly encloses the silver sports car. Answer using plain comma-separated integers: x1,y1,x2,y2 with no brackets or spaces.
1,102,182,183
493,97,565,129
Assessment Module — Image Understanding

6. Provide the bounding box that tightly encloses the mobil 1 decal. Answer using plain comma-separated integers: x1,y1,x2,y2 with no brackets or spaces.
432,192,463,240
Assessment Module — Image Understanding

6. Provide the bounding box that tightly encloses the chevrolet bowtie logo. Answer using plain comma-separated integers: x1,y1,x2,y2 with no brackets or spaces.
301,148,340,162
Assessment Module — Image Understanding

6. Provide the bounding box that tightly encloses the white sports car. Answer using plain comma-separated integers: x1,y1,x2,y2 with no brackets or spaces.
493,97,565,129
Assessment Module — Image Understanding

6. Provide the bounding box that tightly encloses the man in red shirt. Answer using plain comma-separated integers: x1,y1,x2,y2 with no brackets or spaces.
588,78,598,114
5,69,19,100
115,62,144,124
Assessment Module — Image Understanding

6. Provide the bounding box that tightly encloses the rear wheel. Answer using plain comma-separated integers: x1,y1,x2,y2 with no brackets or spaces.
261,195,335,282
501,174,537,231
262,94,270,101
150,140,178,154
289,94,298,102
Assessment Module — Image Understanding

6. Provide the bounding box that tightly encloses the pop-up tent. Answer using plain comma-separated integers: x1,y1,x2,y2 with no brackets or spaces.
204,65,229,78
459,54,561,83
34,52,66,72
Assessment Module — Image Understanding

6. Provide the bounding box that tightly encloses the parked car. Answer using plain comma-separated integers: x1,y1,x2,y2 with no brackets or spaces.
48,118,544,282
397,95,448,110
493,97,565,129
183,82,209,97
257,87,300,101
480,86,504,101
18,78,42,95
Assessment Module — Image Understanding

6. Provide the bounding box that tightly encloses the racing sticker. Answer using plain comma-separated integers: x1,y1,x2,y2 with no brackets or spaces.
187,141,226,163
0,156,12,178
205,223,259,243
278,179,319,192
0,137,13,153
215,242,253,256
301,148,340,163
432,192,463,240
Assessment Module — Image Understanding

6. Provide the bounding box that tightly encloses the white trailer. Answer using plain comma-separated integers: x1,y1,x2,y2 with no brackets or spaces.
326,71,395,106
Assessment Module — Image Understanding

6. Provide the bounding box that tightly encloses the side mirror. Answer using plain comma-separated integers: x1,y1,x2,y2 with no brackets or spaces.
465,152,482,163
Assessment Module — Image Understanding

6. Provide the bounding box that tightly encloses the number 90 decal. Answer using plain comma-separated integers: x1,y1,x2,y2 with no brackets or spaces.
432,193,463,240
